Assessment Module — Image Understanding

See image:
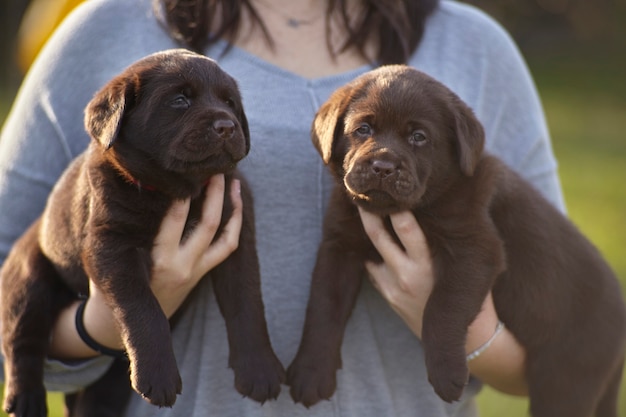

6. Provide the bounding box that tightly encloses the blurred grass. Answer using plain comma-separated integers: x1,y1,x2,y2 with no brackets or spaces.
1,41,625,417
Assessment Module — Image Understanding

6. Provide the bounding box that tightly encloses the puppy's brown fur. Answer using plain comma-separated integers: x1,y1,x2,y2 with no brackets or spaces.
287,65,626,416
1,49,285,417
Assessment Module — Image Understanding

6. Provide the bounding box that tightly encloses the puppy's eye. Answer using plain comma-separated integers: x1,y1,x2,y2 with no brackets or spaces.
409,130,428,146
224,97,236,108
355,123,372,136
170,94,190,109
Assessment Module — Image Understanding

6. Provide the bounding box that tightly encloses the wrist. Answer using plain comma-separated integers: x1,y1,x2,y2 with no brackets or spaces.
76,299,126,357
151,283,192,318
461,293,528,395
48,297,123,360
465,307,500,357
466,320,504,361
81,294,125,353
467,325,528,396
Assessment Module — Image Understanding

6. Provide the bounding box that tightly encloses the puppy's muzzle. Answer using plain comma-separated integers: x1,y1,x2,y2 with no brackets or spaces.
212,119,235,139
206,115,247,162
345,151,422,213
370,159,398,179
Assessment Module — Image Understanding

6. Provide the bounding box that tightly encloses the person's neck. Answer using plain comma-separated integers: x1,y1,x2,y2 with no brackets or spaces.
253,0,325,29
235,0,375,79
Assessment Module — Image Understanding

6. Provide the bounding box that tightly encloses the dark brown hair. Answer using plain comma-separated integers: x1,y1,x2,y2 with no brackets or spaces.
154,0,439,65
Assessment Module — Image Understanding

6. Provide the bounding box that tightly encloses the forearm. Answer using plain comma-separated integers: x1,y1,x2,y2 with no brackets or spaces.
48,298,122,359
48,278,195,360
464,294,528,396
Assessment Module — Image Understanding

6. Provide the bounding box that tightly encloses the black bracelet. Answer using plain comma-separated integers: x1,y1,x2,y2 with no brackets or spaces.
75,299,127,358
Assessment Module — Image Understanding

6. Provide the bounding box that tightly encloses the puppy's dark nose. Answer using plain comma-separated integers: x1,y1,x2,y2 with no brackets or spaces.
371,159,397,178
212,119,235,138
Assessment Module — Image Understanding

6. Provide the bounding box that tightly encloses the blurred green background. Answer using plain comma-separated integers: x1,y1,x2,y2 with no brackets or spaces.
1,0,625,416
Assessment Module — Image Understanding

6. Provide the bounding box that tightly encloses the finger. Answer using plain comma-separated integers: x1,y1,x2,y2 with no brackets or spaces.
195,179,243,273
182,174,226,254
153,197,191,256
358,207,408,264
229,178,243,215
364,260,388,291
365,260,412,319
366,259,410,299
388,211,434,283
388,211,429,261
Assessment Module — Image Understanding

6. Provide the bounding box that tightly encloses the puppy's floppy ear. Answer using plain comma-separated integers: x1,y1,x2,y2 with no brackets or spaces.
451,98,485,176
84,75,137,150
311,84,356,165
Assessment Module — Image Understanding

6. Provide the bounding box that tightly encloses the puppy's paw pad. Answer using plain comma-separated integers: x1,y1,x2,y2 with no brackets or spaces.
286,357,339,408
3,387,47,417
135,376,182,407
131,361,182,407
427,361,468,403
232,353,286,403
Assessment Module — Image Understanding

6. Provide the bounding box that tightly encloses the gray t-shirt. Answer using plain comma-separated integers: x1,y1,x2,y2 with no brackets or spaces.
0,0,565,416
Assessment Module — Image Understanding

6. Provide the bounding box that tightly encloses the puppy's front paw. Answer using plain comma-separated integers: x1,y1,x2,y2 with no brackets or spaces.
3,386,47,417
425,351,469,403
286,353,340,408
231,350,286,403
131,355,182,407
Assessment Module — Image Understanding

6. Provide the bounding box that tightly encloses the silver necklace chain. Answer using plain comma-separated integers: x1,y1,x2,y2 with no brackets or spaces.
255,0,324,29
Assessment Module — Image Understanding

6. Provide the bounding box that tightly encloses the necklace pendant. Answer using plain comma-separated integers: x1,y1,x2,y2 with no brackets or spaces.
287,18,301,28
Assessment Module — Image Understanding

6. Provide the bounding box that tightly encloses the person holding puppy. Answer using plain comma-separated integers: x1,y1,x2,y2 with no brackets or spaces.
0,0,565,416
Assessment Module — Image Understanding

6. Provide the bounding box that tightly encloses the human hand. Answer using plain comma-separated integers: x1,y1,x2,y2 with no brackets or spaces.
358,207,501,345
358,207,528,394
357,207,434,338
149,174,243,317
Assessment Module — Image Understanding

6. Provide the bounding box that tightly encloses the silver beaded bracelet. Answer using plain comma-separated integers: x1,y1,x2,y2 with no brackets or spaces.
466,320,505,362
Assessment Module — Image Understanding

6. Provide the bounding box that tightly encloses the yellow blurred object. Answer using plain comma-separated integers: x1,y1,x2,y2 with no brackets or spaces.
16,0,85,72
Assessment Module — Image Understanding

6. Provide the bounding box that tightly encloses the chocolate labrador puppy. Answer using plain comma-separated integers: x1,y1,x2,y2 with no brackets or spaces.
1,49,285,417
287,65,626,416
